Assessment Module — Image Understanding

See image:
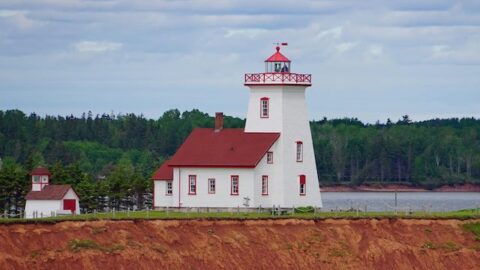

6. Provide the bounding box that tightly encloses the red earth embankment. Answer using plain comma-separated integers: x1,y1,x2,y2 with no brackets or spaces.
0,218,479,270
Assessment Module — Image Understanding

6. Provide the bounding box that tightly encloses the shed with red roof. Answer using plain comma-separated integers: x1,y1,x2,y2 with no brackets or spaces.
24,167,80,218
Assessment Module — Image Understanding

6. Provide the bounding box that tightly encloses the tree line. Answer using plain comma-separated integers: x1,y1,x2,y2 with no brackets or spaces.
0,109,478,214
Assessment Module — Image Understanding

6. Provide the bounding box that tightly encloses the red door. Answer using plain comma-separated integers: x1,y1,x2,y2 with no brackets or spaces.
63,199,76,213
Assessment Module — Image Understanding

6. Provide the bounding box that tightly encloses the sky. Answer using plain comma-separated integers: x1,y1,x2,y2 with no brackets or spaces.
0,0,479,123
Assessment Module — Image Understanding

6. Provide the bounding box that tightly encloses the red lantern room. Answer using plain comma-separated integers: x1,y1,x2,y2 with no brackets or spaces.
244,43,311,86
265,46,291,73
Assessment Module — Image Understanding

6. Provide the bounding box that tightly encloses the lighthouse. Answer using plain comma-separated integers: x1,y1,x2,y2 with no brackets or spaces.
152,45,322,210
244,44,322,207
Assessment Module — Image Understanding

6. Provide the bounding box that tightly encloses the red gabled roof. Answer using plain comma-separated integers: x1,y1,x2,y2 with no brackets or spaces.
168,128,280,168
265,46,290,62
25,185,73,200
30,166,51,176
152,160,173,180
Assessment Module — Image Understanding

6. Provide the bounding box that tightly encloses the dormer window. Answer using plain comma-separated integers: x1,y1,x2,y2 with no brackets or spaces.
260,97,269,118
33,175,40,183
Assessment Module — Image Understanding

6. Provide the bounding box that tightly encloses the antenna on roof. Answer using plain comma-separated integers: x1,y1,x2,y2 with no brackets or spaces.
273,42,288,52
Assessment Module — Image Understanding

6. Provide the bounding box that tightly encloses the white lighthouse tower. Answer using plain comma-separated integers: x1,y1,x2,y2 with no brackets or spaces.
244,44,322,207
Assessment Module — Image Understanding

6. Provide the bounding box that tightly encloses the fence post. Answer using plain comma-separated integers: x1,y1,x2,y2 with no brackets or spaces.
113,208,116,218
237,206,240,215
127,208,130,218
4,210,7,219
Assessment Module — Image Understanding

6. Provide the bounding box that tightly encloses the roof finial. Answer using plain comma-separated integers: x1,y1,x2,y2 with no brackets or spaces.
273,42,288,52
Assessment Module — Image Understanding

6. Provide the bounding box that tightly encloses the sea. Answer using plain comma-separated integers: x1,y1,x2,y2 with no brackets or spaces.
321,192,480,212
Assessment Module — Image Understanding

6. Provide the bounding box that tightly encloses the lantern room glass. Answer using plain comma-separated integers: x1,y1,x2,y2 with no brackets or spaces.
265,62,291,73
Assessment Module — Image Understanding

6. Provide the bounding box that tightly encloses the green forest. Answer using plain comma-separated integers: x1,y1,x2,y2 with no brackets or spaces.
0,109,479,214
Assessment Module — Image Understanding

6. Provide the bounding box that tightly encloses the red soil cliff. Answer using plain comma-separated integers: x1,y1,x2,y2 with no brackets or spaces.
0,218,479,269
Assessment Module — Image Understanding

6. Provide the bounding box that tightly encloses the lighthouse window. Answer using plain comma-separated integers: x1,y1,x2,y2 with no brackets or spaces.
260,97,269,118
166,181,173,195
267,152,273,164
296,141,303,162
33,175,40,183
231,175,239,195
188,175,197,195
299,175,306,195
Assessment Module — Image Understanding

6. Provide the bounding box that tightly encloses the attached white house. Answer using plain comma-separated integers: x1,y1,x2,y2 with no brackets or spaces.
24,167,80,218
152,45,322,209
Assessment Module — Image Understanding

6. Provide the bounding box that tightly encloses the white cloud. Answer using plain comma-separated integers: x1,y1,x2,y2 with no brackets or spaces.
73,41,123,53
336,42,357,53
367,44,384,57
315,26,343,40
224,28,267,38
431,42,480,64
0,9,36,30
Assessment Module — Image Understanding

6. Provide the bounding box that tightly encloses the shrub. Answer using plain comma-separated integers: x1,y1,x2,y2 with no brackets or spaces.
294,206,315,213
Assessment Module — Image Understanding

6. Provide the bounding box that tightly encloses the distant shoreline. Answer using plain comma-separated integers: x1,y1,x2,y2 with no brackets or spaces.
320,183,480,192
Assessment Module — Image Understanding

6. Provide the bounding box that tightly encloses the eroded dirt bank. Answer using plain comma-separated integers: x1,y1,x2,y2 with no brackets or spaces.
0,218,479,270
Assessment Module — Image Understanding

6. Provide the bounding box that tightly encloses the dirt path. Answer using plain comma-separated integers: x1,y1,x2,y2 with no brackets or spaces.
0,218,478,269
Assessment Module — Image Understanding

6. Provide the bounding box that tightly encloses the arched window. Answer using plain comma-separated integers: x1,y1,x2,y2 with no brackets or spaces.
299,175,306,195
260,97,269,118
296,141,303,162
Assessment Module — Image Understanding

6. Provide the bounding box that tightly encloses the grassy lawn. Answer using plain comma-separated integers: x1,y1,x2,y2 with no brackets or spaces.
0,208,479,224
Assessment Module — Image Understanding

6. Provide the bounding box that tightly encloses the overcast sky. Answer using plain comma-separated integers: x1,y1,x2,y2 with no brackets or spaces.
0,0,479,123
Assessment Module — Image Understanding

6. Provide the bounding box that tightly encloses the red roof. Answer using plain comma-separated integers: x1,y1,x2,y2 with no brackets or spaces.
25,185,74,200
30,167,51,176
168,128,280,168
265,46,290,62
152,160,173,180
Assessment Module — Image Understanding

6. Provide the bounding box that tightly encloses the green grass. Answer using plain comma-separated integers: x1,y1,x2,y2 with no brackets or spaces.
462,222,480,241
0,208,479,224
68,239,124,253
421,241,461,251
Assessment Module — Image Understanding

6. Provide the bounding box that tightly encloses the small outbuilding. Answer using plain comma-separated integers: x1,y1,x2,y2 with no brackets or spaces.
24,167,80,218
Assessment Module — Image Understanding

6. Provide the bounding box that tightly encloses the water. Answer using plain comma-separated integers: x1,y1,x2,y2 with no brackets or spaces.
321,192,480,212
